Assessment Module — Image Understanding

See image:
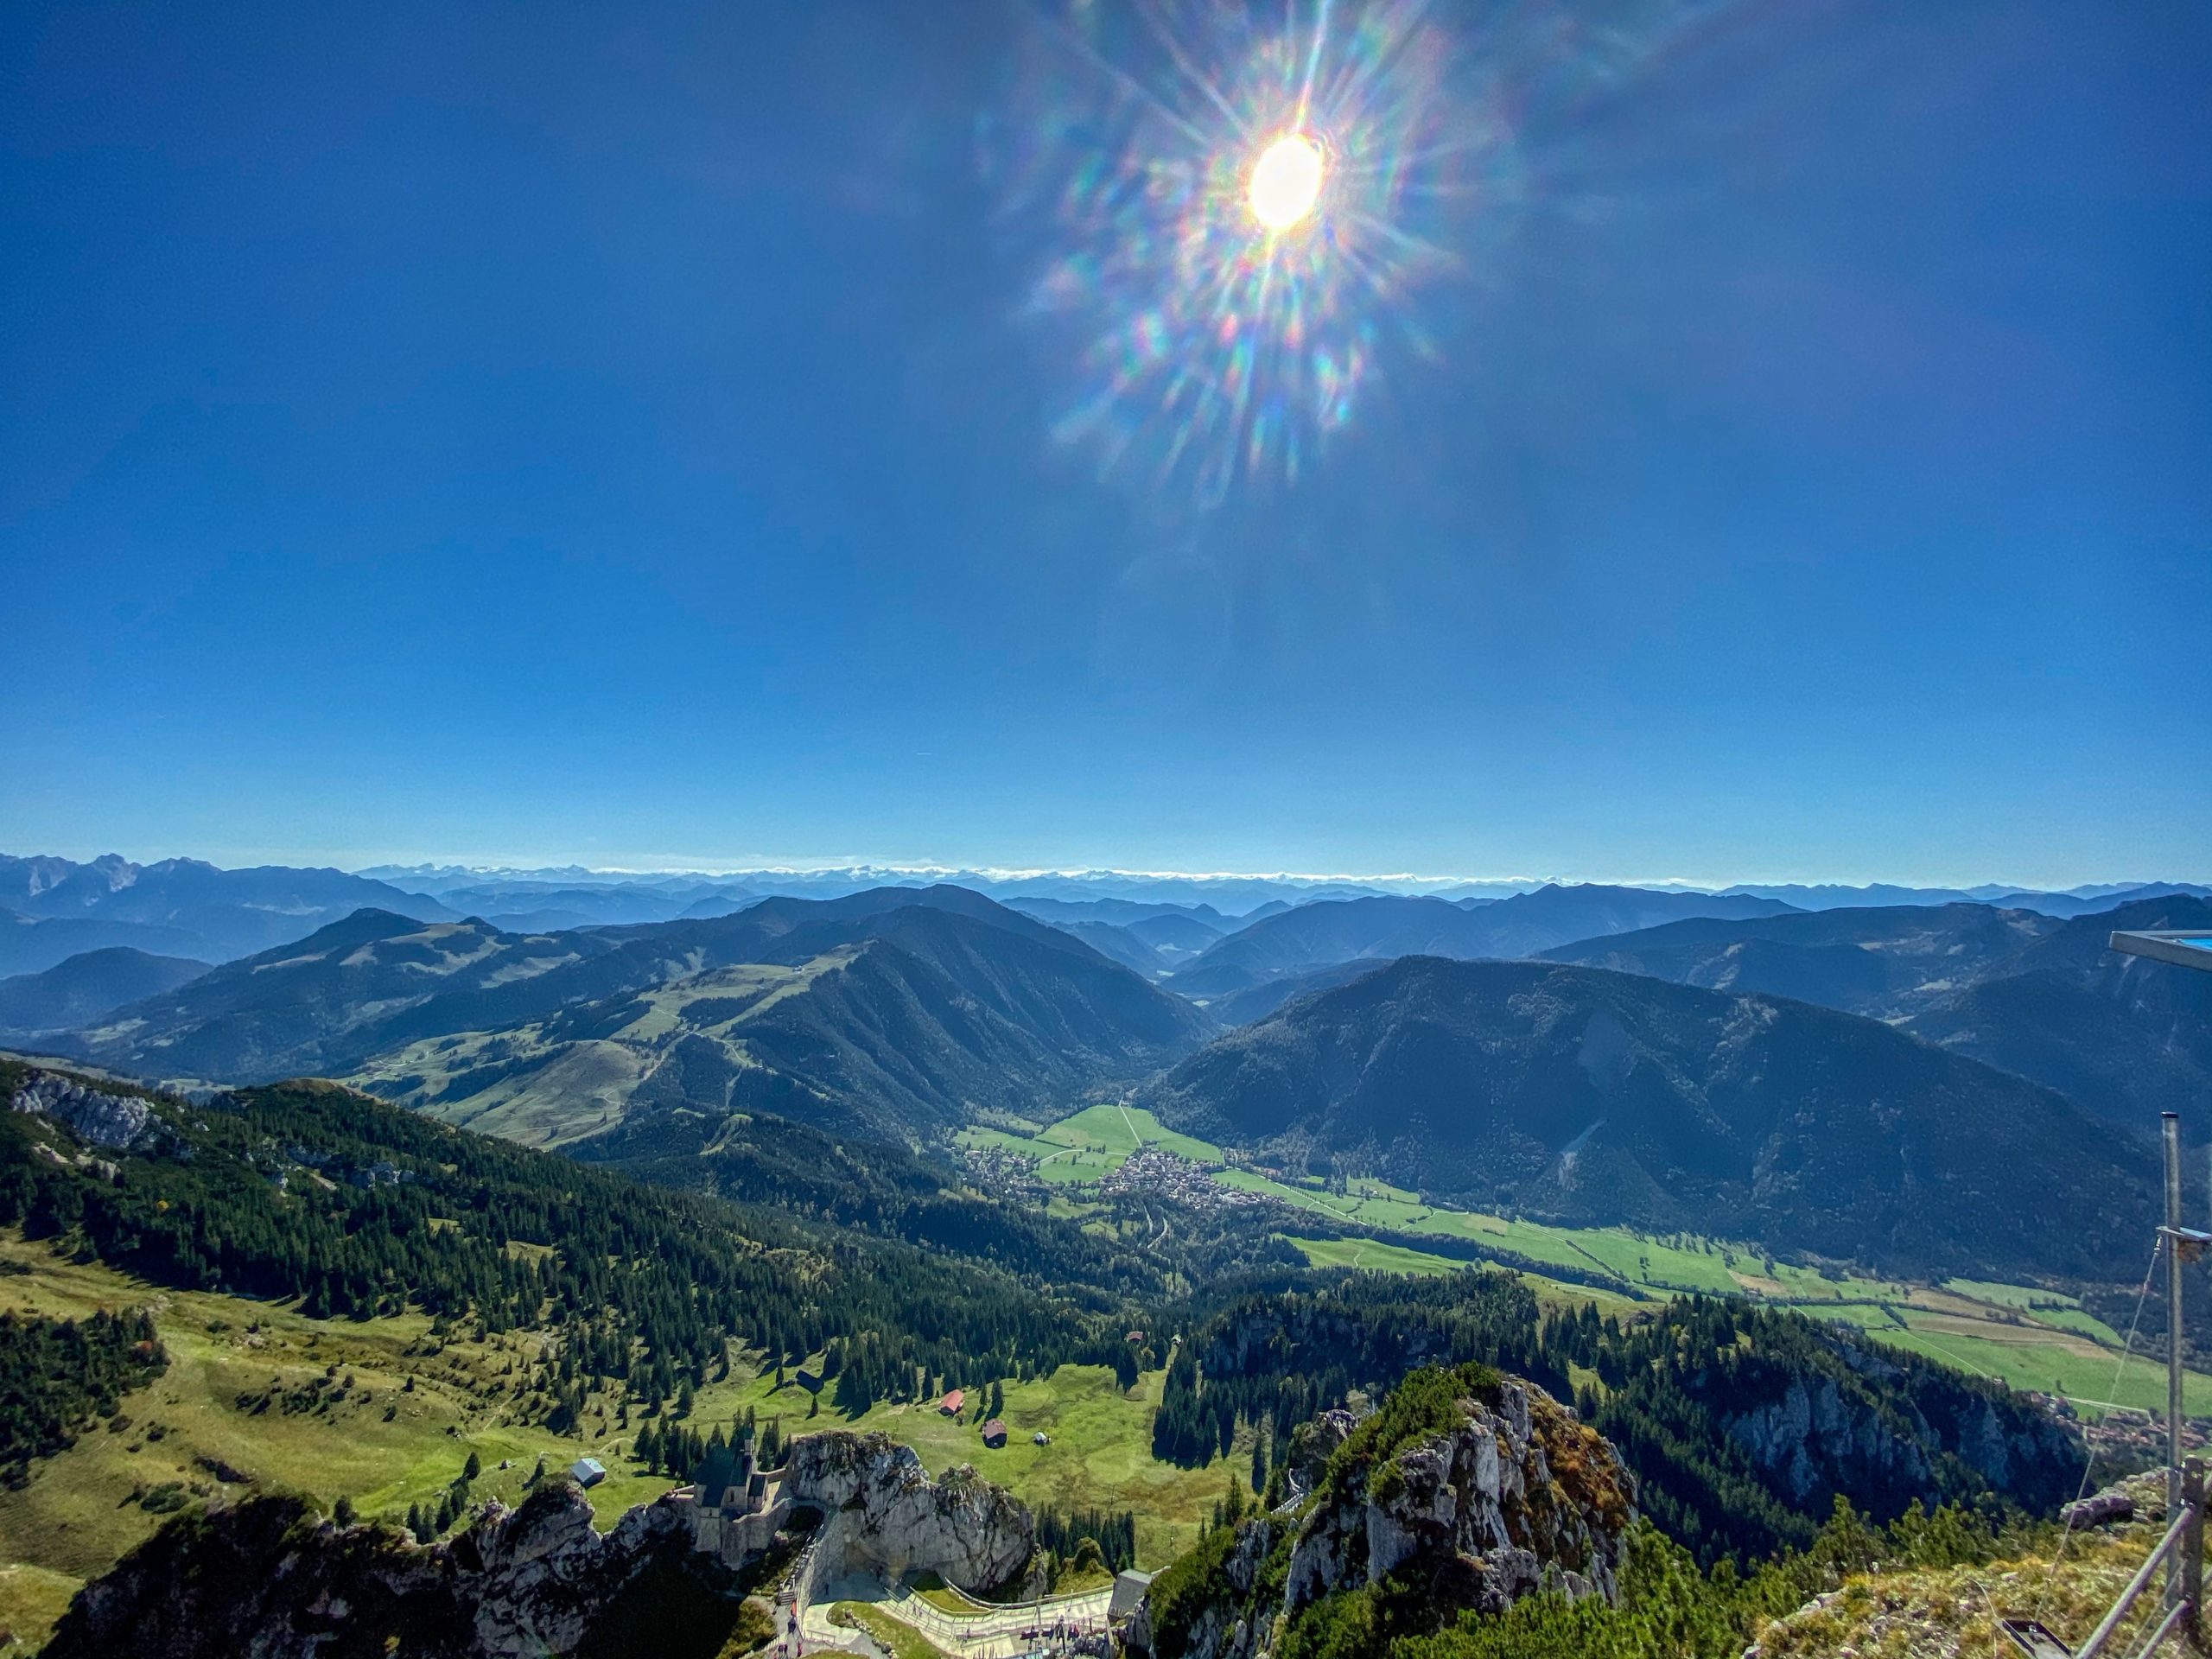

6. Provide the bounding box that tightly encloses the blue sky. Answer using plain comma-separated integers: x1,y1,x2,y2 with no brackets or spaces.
3,1,2206,887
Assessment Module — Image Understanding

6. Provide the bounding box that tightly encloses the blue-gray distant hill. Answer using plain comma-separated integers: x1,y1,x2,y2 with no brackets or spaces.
0,947,211,1037
1167,883,1802,999
1540,902,2056,1018
1148,954,2150,1280
1005,898,1229,971
0,854,453,973
1543,893,2212,1135
53,886,1210,1143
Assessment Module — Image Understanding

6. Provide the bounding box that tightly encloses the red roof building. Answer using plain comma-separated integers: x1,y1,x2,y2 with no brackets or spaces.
940,1389,965,1416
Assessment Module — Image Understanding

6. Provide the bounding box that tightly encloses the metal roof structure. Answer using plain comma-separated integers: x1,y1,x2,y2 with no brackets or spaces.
2111,930,2212,974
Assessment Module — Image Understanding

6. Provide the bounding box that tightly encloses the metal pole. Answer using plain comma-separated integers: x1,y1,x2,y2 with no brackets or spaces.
2168,1112,2186,1611
2078,1502,2197,1659
2130,1597,2190,1658
2184,1457,2204,1644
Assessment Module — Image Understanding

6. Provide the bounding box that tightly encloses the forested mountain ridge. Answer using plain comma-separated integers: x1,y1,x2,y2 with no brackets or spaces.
1903,893,2212,1134
1150,1275,2082,1566
1541,893,2212,1133
1147,955,2152,1278
0,1057,1137,1408
50,887,1211,1141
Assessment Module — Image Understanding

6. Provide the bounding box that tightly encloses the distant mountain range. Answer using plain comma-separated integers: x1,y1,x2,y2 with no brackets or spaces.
0,855,452,975
1147,955,2153,1279
1716,880,2209,915
49,886,1209,1144
1164,885,1804,998
359,859,2206,921
1540,902,2057,1020
5,852,2201,984
4,850,2203,1277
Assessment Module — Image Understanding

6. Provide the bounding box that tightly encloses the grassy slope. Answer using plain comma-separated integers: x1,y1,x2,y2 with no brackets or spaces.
833,1602,957,1659
1751,1478,2188,1659
348,959,844,1148
0,1231,673,1645
0,1209,1252,1651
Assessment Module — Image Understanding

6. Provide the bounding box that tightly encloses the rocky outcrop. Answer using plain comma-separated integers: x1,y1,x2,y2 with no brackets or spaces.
10,1071,166,1151
1129,1363,1632,1659
1709,1330,2085,1518
42,1481,756,1659
782,1429,1035,1592
2063,1484,2136,1531
43,1433,1041,1658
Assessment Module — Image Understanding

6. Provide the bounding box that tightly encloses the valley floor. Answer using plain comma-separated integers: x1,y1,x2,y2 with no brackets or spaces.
971,1103,2212,1422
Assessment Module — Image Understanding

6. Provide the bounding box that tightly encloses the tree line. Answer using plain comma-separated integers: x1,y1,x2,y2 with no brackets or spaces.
0,1065,1133,1433
0,1306,167,1486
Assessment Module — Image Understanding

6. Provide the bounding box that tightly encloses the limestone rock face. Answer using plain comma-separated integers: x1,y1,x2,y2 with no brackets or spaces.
458,1484,692,1657
1287,1377,1627,1618
43,1484,717,1659
10,1071,162,1150
782,1430,1034,1592
1130,1371,1633,1659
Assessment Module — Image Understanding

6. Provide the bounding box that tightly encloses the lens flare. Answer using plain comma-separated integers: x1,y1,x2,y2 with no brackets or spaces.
991,0,1500,504
1248,133,1324,230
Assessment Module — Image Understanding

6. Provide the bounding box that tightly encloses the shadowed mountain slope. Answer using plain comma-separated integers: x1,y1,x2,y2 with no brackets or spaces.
1541,894,2212,1133
0,907,214,979
1903,893,2212,1133
1147,955,2150,1278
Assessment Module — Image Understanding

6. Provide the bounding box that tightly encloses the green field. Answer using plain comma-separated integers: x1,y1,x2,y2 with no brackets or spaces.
956,1103,1224,1185
1288,1235,1465,1276
969,1111,2204,1423
1253,1171,2212,1421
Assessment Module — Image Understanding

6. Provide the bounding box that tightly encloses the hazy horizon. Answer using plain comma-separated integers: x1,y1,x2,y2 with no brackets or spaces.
6,842,2202,898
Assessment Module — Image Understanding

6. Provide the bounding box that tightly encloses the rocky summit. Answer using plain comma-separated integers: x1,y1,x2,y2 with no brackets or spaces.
1127,1363,1634,1659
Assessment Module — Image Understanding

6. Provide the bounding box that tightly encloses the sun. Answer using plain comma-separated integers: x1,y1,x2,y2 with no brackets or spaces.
1247,132,1324,231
